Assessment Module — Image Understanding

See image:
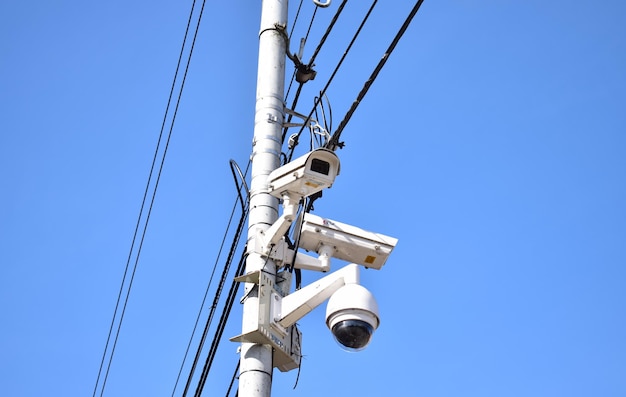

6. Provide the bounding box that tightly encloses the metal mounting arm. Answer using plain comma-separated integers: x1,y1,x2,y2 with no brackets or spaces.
276,263,359,328
259,192,300,254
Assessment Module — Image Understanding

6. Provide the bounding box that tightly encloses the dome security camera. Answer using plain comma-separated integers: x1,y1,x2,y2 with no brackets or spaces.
233,264,384,371
325,283,379,351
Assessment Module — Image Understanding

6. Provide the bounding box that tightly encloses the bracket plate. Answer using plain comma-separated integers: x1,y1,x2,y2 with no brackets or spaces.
230,270,302,372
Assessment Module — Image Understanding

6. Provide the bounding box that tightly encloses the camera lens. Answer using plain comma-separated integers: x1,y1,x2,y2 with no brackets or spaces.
331,319,374,351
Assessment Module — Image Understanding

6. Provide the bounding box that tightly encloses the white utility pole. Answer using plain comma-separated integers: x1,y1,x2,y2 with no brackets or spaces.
239,1,288,397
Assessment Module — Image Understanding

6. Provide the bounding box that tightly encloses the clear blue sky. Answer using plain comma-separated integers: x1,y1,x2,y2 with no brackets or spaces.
2,1,625,396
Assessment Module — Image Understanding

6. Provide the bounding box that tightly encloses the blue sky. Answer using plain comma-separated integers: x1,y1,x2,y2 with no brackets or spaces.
1,1,625,396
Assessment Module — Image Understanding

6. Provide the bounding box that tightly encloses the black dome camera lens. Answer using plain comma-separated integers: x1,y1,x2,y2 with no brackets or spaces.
331,319,374,350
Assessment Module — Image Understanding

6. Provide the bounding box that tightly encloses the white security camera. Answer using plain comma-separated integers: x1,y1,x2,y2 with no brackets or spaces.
234,264,382,371
298,213,398,270
271,264,380,352
267,148,340,199
325,283,379,351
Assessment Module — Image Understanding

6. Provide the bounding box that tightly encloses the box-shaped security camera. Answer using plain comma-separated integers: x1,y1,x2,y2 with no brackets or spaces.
268,148,340,199
298,213,398,270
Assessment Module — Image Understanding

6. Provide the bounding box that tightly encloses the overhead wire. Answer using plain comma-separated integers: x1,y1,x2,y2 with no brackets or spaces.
287,191,322,289
193,246,249,397
181,211,249,397
225,362,240,397
229,159,250,212
284,0,305,101
288,0,305,39
326,0,425,151
283,4,321,148
92,1,204,396
278,1,378,294
312,93,332,148
319,93,333,136
282,0,347,147
282,0,423,318
284,0,317,99
306,0,348,69
286,0,378,161
171,161,250,397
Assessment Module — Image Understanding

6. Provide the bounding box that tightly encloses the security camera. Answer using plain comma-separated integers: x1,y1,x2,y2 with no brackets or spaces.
267,148,340,199
239,263,380,371
299,213,398,270
325,283,379,351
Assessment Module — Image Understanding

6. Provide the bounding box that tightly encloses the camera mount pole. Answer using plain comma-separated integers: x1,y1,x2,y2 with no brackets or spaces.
240,1,288,396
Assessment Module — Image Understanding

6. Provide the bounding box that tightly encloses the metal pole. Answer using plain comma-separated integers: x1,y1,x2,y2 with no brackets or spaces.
240,1,288,396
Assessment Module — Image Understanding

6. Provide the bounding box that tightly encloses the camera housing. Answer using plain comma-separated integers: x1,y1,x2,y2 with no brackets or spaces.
325,283,379,351
299,213,398,270
267,148,340,199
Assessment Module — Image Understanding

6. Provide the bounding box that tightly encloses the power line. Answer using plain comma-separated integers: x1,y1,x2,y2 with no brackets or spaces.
284,0,305,101
171,161,249,397
193,248,249,397
92,1,206,395
282,0,347,146
307,0,348,68
180,209,249,397
288,0,305,39
287,0,378,161
326,0,425,151
225,362,240,397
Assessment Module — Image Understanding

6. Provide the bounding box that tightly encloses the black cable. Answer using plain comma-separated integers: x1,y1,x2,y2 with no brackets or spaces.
313,93,332,147
180,209,249,397
288,191,322,291
312,103,320,150
193,249,249,397
282,0,345,145
290,207,306,289
284,0,305,101
229,159,250,212
225,362,240,397
172,160,249,397
291,329,303,390
289,0,305,39
285,5,317,96
282,83,305,146
282,5,320,144
105,0,208,388
326,0,425,151
92,2,200,396
307,0,348,67
322,93,333,136
287,0,378,162
303,4,318,48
